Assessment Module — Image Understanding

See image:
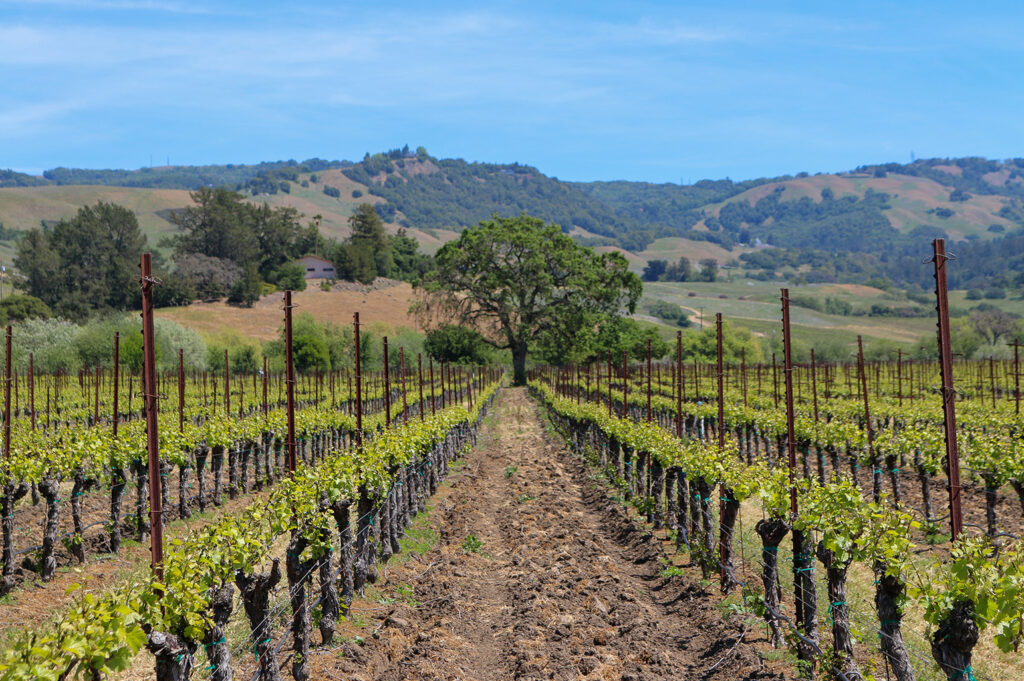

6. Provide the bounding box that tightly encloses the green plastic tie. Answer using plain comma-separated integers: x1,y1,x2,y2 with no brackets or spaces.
763,547,778,552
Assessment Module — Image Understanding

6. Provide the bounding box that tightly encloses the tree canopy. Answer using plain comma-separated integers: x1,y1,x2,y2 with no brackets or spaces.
417,214,641,384
14,201,148,317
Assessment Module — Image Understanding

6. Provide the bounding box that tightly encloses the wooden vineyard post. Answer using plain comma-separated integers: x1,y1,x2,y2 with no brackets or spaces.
810,349,819,423
715,313,736,593
401,348,408,422
93,366,100,425
224,349,230,416
354,312,363,443
429,357,436,417
4,327,11,462
676,332,683,438
646,339,652,423
931,238,963,540
782,289,817,663
1011,339,1019,413
857,337,880,502
262,356,268,416
140,254,164,582
383,337,391,428
178,349,185,432
607,353,613,417
621,351,628,419
417,354,425,422
112,335,118,437
897,348,903,408
740,347,747,408
284,291,297,472
28,352,35,431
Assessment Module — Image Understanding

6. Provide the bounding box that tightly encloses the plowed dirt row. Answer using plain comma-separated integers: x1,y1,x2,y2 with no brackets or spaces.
320,388,786,681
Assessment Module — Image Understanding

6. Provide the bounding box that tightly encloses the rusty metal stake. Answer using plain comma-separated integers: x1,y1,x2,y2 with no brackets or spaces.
285,291,297,472
140,254,164,582
354,312,363,443
932,238,963,540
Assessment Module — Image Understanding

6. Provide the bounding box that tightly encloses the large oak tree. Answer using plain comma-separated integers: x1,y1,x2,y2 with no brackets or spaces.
417,214,641,385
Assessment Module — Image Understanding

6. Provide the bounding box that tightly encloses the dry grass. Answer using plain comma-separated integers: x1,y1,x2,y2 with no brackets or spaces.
157,281,421,341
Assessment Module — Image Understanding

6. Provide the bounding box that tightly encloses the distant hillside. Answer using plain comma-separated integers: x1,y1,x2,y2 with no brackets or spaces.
5,151,1024,290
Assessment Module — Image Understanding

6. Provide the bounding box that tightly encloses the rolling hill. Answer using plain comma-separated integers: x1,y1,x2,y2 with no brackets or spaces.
3,152,1024,290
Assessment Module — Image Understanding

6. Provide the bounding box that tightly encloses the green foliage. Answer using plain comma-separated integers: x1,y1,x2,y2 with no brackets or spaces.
14,201,148,317
171,187,319,281
680,321,761,363
0,294,50,324
332,204,390,284
646,300,690,327
343,152,632,245
40,158,344,190
227,265,262,307
268,262,307,292
424,325,491,364
461,534,484,553
421,213,641,384
323,185,341,198
8,315,206,373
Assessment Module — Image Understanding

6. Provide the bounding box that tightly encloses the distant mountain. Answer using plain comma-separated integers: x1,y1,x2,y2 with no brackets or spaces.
4,151,1024,290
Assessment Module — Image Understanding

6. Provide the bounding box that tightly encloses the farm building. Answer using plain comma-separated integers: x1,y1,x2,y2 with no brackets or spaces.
295,254,336,279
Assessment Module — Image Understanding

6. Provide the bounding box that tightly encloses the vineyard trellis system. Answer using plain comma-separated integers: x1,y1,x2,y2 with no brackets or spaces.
530,239,1024,681
0,253,504,681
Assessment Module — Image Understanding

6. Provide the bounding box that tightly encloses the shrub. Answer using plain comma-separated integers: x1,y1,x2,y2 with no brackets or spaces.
323,185,341,198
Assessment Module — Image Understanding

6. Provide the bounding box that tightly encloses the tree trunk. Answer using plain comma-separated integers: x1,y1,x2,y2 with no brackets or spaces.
512,341,528,386
1,481,28,592
755,516,789,647
109,466,126,554
331,499,355,617
134,459,149,538
792,527,819,669
236,560,283,681
178,464,191,520
817,544,859,681
70,472,91,564
286,531,313,681
203,583,234,681
719,486,740,593
874,566,916,681
39,475,61,581
696,479,714,578
195,449,207,513
931,600,978,681
147,631,196,681
211,445,224,507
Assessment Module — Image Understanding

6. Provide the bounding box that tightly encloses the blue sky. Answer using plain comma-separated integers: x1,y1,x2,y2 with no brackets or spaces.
1,1,1022,183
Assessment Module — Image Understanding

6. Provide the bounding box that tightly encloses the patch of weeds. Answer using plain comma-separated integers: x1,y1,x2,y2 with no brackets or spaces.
504,465,518,478
659,564,685,578
516,494,535,503
461,534,484,553
395,582,420,606
343,612,368,628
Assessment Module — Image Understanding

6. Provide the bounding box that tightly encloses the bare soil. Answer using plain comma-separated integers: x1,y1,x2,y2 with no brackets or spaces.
318,388,786,681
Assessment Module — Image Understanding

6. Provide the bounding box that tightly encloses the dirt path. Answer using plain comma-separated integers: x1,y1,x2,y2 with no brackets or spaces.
321,387,783,681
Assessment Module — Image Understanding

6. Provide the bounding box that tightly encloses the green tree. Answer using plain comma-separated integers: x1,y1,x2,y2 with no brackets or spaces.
424,325,491,364
698,258,718,282
268,263,307,292
642,260,667,282
14,201,148,316
418,214,641,384
228,265,262,307
0,294,50,323
334,204,391,284
680,321,761,363
172,187,259,267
